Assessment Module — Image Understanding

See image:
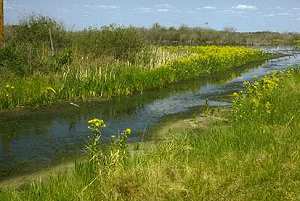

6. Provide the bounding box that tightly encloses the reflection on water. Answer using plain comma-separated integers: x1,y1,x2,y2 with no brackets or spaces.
0,49,300,179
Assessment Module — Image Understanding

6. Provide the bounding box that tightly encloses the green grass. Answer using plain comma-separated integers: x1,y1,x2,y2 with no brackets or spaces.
0,46,269,111
0,68,299,200
1,16,273,111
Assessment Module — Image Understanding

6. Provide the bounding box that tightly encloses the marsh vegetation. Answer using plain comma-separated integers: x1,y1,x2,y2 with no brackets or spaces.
0,16,272,111
1,15,300,201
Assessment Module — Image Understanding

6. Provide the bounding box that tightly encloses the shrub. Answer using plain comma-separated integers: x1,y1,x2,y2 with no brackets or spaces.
74,25,147,62
0,45,27,75
12,15,68,49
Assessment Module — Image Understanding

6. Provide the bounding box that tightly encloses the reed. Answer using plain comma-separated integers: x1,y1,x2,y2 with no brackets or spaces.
0,46,269,110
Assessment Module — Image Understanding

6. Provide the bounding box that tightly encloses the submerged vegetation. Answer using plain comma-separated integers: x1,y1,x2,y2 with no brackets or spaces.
0,16,271,111
1,68,299,200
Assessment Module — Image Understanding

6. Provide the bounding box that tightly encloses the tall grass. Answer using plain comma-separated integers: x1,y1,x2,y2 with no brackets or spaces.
1,68,299,200
1,15,273,110
0,46,269,110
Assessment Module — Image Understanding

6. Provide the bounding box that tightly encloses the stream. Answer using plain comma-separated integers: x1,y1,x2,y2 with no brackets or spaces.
0,47,300,180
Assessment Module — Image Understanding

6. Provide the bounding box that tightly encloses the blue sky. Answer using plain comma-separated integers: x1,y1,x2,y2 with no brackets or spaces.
4,0,300,32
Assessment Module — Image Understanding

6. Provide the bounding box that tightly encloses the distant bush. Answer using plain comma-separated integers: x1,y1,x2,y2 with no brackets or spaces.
11,15,69,49
3,16,147,74
0,43,74,76
0,45,27,75
1,16,74,75
74,25,147,62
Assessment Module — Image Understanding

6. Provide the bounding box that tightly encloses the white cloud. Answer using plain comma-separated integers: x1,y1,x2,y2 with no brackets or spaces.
264,14,275,17
293,8,300,10
97,5,119,9
233,4,257,10
221,9,245,15
83,4,119,9
155,3,181,13
135,7,152,13
196,6,217,10
203,6,216,10
157,8,169,12
263,12,293,17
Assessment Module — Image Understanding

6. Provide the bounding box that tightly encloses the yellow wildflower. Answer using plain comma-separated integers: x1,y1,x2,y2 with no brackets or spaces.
125,128,132,135
232,92,239,97
88,118,106,128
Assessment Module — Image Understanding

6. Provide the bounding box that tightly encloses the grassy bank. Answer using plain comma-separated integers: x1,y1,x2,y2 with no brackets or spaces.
0,67,299,200
0,46,269,110
0,16,273,111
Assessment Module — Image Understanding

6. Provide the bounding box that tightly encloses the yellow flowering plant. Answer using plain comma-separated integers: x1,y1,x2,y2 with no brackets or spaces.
86,117,133,174
232,71,293,124
88,118,106,131
86,118,106,165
